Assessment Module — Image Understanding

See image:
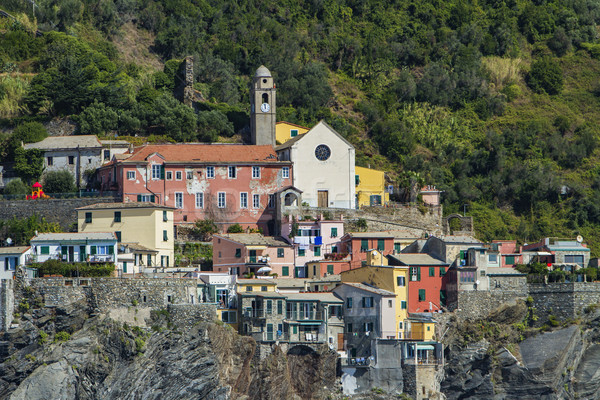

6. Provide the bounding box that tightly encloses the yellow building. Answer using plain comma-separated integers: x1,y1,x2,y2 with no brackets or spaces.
76,203,175,273
236,278,277,293
340,251,410,339
275,121,309,145
355,166,389,208
406,316,436,341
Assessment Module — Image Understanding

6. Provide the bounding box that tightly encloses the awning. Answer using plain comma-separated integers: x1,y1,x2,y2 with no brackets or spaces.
298,321,322,325
416,344,435,350
532,252,552,256
246,245,267,250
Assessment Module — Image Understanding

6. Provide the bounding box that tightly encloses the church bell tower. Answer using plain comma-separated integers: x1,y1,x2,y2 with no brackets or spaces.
250,65,276,146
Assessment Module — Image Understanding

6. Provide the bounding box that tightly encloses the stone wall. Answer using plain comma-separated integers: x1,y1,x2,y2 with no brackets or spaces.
294,205,443,236
529,283,600,323
167,304,216,329
26,277,198,311
0,279,14,332
452,275,528,320
0,197,119,230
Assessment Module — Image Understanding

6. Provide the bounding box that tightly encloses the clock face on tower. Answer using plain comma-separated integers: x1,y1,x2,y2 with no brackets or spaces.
260,103,270,112
315,144,331,161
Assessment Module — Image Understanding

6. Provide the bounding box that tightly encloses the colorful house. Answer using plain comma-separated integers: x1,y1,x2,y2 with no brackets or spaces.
97,143,293,233
29,232,118,265
387,254,449,313
0,247,32,280
212,233,294,277
340,232,395,266
521,237,590,270
76,202,175,272
276,121,310,145
355,166,389,208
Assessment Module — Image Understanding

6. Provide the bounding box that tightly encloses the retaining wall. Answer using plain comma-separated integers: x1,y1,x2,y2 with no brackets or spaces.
0,279,14,332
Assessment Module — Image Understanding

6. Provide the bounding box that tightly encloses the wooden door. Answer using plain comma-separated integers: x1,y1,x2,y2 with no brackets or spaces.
318,190,329,208
337,333,344,351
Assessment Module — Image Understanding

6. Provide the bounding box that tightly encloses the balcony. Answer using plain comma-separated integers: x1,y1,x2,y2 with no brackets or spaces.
285,310,324,321
340,357,371,367
89,255,115,263
243,308,267,319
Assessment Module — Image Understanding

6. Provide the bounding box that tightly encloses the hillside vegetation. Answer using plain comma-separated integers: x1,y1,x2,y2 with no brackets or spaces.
2,0,600,253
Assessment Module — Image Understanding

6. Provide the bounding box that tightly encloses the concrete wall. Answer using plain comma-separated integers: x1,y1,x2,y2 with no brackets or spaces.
27,277,198,310
0,197,119,230
0,279,14,331
529,283,600,322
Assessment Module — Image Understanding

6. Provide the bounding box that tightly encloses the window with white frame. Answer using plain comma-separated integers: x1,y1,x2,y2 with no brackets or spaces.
97,246,108,255
253,194,260,208
240,192,248,208
175,171,182,180
139,194,153,202
151,164,161,179
218,192,226,208
195,193,204,208
207,166,215,179
175,192,183,209
127,171,135,180
166,171,173,180
252,166,260,178
268,194,275,208
282,167,289,178
228,166,236,179
186,171,193,180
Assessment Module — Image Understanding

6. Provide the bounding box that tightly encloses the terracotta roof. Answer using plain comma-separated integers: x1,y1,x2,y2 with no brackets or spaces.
24,135,101,150
122,144,282,164
76,202,175,211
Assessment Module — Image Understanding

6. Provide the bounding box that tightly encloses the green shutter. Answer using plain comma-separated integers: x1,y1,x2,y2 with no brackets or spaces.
137,194,142,202
163,230,168,241
419,289,426,301
61,246,67,255
79,246,86,262
147,254,152,266
160,165,165,179
417,267,421,281
361,239,368,251
235,248,241,258
429,267,435,276
331,227,337,237
440,267,446,276
355,175,360,185
277,300,283,314
163,210,168,221
90,246,97,255
327,264,334,275
282,266,289,276
314,246,321,256
377,239,384,251
108,246,114,255
123,262,127,273
151,195,155,203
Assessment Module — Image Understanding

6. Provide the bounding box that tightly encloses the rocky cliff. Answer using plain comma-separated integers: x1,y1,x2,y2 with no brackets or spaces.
0,298,340,400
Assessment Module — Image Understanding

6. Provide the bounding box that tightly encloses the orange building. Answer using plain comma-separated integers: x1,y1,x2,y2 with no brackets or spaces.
340,232,395,265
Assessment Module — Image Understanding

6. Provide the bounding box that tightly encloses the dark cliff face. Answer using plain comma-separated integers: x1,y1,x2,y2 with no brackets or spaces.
0,299,339,400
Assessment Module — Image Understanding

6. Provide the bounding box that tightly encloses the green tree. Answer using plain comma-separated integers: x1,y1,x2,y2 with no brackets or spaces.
528,57,564,95
196,110,234,142
193,219,219,241
0,215,61,245
3,178,29,196
227,223,244,233
43,170,76,193
8,122,48,159
13,148,44,183
77,101,119,134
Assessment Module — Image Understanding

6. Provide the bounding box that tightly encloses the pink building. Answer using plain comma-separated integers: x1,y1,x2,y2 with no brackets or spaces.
492,240,523,267
212,233,295,277
98,144,293,233
280,216,345,278
419,185,442,206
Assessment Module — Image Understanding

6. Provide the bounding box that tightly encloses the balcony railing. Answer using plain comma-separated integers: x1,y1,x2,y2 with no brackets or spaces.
89,255,115,263
285,310,324,321
341,357,371,367
403,357,443,366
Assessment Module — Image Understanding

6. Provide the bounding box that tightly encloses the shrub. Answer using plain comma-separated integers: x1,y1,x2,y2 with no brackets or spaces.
193,219,219,241
527,57,563,95
38,331,49,345
43,170,76,193
35,259,114,277
3,178,29,196
54,331,71,343
227,223,244,233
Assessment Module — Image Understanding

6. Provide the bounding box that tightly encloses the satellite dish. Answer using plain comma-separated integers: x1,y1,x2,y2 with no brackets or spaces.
371,250,378,256
6,238,12,245
577,235,584,243
475,280,480,285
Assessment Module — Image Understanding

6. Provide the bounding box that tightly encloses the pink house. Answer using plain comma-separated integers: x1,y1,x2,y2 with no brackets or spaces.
280,216,345,278
492,240,523,267
212,233,295,277
419,185,442,206
98,144,293,234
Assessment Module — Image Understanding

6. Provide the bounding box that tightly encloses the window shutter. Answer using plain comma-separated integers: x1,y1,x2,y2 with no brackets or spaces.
137,194,141,202
90,246,97,255
151,195,155,202
160,165,165,179
417,267,421,281
108,246,114,255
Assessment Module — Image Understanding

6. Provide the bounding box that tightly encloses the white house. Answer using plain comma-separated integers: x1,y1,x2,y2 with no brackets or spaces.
0,246,32,279
29,232,118,264
276,121,355,209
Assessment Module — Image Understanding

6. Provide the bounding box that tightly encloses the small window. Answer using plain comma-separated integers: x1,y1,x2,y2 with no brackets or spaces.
195,193,204,209
47,156,53,166
314,246,321,256
261,286,267,292
187,171,193,180
240,192,248,208
277,248,284,258
206,166,215,178
152,164,162,180
429,267,435,277
85,212,92,223
245,286,252,292
228,166,236,179
418,289,426,302
68,155,75,165
327,264,334,275
235,248,241,258
163,210,168,221
361,239,368,252
401,300,407,309
396,276,405,286
114,211,121,222
298,249,305,257
218,192,226,208
347,323,353,333
347,297,353,309
175,192,183,209
115,231,121,242
253,194,260,209
290,129,298,137
175,171,182,180
377,239,385,251
331,227,338,237
355,175,360,185
388,300,393,307
166,171,173,180
362,297,374,308
41,246,50,255
252,166,260,179
282,266,289,276
268,194,275,208
282,167,290,179
103,149,110,160
127,171,135,180
163,230,168,241
394,243,401,253
489,254,498,263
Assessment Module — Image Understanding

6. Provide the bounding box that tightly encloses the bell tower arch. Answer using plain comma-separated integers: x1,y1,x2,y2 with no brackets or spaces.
250,65,276,146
